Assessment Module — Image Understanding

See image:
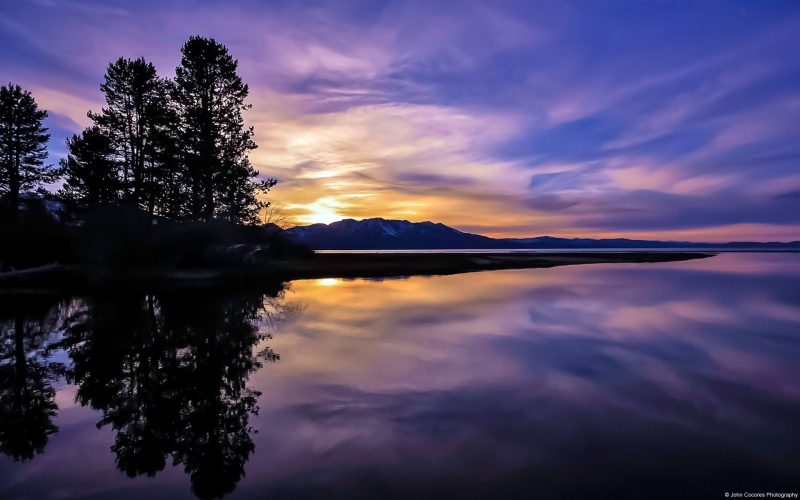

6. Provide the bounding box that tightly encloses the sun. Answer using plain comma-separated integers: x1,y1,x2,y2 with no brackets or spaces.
296,197,345,225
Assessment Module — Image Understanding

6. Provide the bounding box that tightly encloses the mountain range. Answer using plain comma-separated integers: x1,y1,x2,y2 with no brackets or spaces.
285,218,800,250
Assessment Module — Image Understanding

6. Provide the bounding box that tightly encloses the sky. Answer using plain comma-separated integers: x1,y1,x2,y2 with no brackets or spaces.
1,0,799,241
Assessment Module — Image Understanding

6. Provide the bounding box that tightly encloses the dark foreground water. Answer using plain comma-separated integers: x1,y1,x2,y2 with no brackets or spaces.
1,253,799,499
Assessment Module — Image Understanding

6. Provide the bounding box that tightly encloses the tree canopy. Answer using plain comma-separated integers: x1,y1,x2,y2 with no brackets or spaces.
58,36,277,224
0,84,54,215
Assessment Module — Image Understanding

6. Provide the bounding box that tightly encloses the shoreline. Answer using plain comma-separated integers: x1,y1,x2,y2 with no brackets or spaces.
275,251,715,280
0,251,714,292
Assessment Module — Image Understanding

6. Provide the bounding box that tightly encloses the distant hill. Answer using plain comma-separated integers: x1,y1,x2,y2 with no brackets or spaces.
503,236,800,249
285,218,800,250
287,218,507,249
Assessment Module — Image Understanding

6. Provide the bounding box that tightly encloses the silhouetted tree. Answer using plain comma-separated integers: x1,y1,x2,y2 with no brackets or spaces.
62,295,179,477
146,90,187,219
219,157,277,225
59,126,119,209
60,288,286,498
173,36,276,223
0,84,53,215
89,58,175,214
5,41,279,228
262,202,295,228
0,296,64,461
168,292,276,498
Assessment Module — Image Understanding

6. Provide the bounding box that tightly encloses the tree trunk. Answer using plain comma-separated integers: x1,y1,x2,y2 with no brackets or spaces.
9,143,20,217
204,174,214,220
192,163,202,220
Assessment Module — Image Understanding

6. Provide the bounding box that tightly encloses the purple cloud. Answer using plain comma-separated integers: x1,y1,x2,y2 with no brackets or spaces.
1,0,798,239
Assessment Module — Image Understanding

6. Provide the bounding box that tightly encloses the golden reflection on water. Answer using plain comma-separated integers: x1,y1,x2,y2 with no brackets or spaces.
7,253,800,499
313,278,342,287
257,253,800,408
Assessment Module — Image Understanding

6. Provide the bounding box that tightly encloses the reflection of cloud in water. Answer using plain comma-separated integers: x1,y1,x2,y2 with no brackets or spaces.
2,254,800,498
252,254,800,497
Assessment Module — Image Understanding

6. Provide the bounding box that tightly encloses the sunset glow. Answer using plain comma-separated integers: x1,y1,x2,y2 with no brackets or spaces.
291,197,346,225
2,1,798,241
4,4,800,499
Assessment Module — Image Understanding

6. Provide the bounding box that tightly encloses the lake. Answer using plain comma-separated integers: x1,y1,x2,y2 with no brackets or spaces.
1,253,799,499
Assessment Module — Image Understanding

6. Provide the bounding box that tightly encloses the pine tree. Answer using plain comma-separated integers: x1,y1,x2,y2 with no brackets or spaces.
0,84,53,215
144,81,187,219
89,58,174,214
173,36,275,223
219,158,277,225
147,112,186,219
59,126,118,209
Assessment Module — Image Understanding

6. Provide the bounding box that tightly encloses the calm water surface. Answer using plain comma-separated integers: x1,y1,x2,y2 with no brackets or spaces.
1,253,799,499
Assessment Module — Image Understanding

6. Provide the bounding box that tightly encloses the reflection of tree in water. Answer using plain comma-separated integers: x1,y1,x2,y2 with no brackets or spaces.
60,285,287,499
0,295,65,461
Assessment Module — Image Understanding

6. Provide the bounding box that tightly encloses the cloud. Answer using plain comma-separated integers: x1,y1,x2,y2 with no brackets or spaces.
1,0,799,240
30,0,130,17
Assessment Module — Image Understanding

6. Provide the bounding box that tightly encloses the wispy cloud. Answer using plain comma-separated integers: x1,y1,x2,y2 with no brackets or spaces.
1,0,798,240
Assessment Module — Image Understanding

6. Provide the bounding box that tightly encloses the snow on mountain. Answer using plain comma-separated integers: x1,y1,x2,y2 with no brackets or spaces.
285,218,800,250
